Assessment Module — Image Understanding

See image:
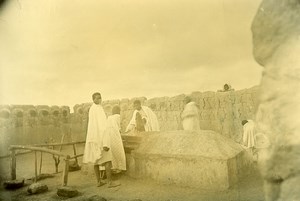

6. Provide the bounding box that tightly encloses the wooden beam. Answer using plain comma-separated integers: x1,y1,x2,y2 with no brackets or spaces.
34,151,37,182
39,152,43,175
72,144,78,164
9,145,67,157
0,150,32,159
10,149,16,180
16,141,86,147
69,153,84,160
62,155,70,186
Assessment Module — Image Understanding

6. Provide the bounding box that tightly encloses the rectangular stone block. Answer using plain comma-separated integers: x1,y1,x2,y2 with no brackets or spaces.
129,131,253,190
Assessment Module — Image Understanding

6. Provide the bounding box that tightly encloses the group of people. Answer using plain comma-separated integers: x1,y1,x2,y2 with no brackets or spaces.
83,92,203,187
82,93,163,188
82,92,126,188
83,92,260,187
126,97,201,133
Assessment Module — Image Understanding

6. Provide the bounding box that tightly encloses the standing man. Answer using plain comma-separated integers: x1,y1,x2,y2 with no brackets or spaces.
241,120,257,161
82,92,120,188
241,119,256,149
125,100,159,132
181,96,201,131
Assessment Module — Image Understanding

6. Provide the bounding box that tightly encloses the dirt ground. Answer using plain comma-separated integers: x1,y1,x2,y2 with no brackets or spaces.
0,146,265,201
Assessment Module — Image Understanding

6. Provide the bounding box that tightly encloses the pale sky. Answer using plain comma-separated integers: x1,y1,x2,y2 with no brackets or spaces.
0,0,263,108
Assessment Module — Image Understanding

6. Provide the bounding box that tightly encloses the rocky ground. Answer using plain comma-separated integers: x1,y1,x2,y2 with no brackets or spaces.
0,146,265,201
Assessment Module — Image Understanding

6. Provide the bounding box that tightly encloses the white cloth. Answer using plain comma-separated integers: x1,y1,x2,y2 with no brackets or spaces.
105,114,126,170
126,106,160,132
83,103,112,164
242,120,256,148
181,102,200,131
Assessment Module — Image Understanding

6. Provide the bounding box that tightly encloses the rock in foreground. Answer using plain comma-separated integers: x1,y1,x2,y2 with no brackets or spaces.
57,186,79,198
3,179,24,189
27,182,48,194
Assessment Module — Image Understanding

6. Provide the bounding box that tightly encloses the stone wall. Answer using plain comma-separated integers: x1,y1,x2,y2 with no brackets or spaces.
0,105,71,156
73,86,259,142
0,86,259,156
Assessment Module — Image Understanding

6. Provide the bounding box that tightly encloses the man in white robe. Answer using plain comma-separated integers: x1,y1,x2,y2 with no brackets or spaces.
242,119,256,148
105,106,126,171
82,92,120,188
181,96,200,131
125,100,159,132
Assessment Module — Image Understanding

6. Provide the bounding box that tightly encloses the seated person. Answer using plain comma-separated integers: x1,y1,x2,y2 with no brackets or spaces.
135,112,146,132
126,100,159,132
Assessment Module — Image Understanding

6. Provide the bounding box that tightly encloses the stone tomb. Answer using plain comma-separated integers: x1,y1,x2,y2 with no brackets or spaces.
128,130,253,190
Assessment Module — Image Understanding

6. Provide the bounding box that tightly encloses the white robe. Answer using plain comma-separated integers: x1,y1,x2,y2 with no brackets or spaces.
181,102,200,131
83,103,112,164
126,106,160,132
105,114,126,170
242,120,256,148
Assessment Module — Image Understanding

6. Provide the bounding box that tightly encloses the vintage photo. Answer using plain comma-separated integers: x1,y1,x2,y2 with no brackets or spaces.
0,0,299,200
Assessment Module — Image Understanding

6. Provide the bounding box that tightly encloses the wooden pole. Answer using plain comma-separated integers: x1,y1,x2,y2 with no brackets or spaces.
62,155,70,186
34,151,37,182
10,149,16,180
69,154,84,160
72,144,78,164
9,145,66,157
59,133,66,152
39,152,43,175
20,141,86,147
54,156,60,173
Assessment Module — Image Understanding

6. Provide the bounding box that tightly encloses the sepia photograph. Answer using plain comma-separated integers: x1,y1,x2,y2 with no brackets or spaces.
0,0,299,200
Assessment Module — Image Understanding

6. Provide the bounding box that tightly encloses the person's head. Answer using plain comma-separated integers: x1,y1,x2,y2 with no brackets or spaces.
224,84,230,91
92,92,102,105
184,96,192,104
133,100,142,111
112,105,120,115
241,120,248,126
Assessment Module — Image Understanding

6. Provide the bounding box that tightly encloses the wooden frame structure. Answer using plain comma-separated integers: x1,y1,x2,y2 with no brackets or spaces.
9,141,85,186
8,135,142,186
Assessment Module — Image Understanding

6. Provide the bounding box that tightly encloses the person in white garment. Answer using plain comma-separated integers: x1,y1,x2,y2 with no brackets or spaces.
181,96,200,131
105,105,126,172
125,100,159,132
82,92,120,188
241,119,256,149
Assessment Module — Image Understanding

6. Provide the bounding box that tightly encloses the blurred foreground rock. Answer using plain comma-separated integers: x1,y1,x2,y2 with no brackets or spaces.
3,179,24,189
57,186,79,198
252,0,300,200
27,182,48,194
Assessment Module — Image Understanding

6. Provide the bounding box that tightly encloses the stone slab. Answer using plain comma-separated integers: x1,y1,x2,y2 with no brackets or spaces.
130,130,253,190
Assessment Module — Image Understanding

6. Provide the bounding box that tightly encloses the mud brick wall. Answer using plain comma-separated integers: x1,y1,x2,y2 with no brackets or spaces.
0,105,71,156
0,86,259,156
73,86,259,143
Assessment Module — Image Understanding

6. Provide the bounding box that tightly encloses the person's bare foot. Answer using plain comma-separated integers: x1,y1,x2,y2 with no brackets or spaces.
107,181,121,188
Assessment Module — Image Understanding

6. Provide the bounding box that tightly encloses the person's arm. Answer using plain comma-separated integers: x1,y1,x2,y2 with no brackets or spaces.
125,124,135,133
125,110,137,132
103,128,111,151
